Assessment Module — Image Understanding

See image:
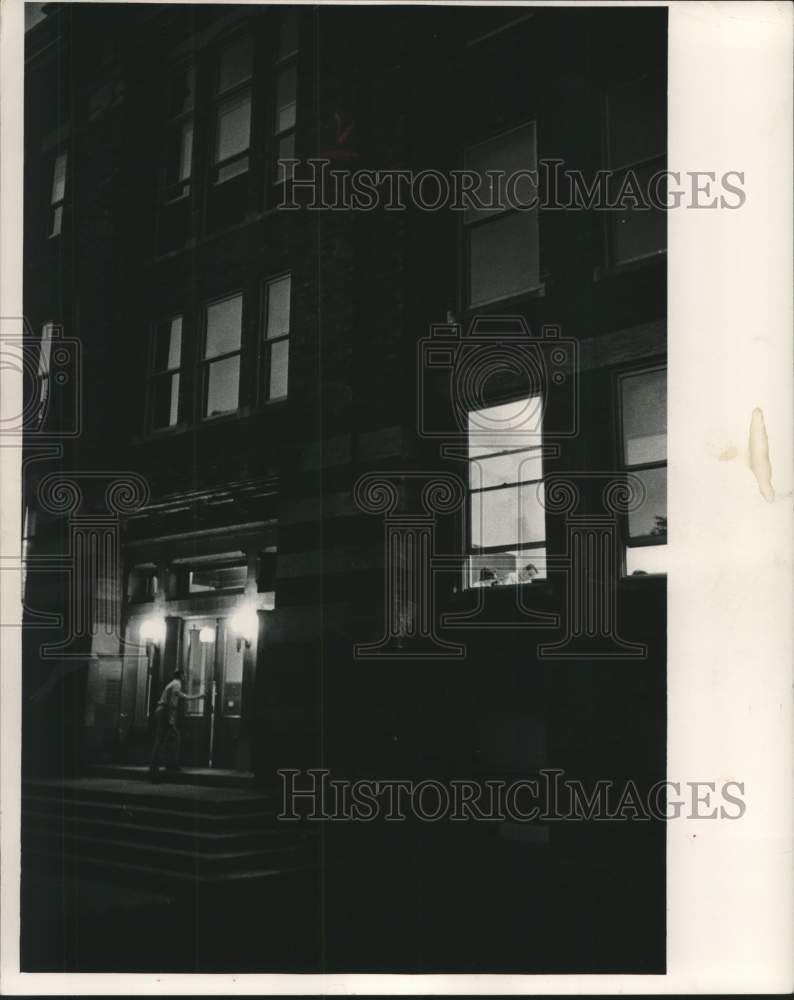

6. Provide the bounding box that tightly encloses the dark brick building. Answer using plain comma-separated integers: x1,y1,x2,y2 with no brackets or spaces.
22,3,667,972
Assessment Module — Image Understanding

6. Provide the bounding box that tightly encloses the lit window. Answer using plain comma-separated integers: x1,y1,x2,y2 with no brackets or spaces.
188,562,247,593
36,323,54,427
619,366,667,574
49,151,67,237
463,123,539,306
162,64,195,202
148,315,183,430
467,396,547,588
606,78,666,265
202,294,242,417
262,275,290,401
214,35,252,183
273,11,299,183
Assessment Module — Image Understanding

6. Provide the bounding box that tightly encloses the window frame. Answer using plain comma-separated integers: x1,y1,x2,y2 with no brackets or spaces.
146,314,185,433
615,362,667,576
48,150,68,238
465,391,548,589
271,10,300,187
260,273,291,404
161,61,196,204
200,291,244,420
211,32,254,186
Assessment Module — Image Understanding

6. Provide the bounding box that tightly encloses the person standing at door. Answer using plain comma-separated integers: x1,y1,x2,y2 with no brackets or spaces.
149,669,202,782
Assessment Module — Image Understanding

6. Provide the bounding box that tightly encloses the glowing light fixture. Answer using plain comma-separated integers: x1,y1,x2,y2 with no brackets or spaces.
139,616,166,645
228,605,258,650
199,626,215,645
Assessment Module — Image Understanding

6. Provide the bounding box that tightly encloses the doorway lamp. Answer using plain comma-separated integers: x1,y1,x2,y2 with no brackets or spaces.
228,605,258,651
139,615,166,650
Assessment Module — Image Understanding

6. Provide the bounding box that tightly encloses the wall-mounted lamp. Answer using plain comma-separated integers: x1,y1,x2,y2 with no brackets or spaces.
198,626,216,645
139,615,166,647
228,605,258,651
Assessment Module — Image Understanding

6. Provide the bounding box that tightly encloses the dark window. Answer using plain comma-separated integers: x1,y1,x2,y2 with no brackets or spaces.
202,294,242,417
467,396,547,588
127,565,159,603
273,9,299,183
606,77,666,265
188,562,247,593
148,315,183,430
261,275,290,401
49,151,67,237
463,123,539,306
213,35,253,183
619,366,667,574
162,63,195,202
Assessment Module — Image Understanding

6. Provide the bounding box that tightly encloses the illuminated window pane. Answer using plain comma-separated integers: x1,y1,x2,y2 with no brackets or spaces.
154,316,182,372
268,340,289,399
50,205,63,237
205,355,240,416
621,368,666,465
265,276,291,338
626,466,667,541
222,628,244,716
469,449,543,490
469,549,547,588
626,544,666,576
216,93,251,164
51,152,67,204
205,295,242,358
189,563,247,592
471,483,545,550
468,396,543,454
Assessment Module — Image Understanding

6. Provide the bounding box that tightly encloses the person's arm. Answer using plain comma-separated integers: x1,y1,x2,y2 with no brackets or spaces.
177,689,203,702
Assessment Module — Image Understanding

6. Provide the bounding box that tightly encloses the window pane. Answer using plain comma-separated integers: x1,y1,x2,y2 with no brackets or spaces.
216,93,251,164
184,626,212,715
470,449,543,490
607,78,665,167
471,482,545,549
217,158,249,183
265,276,291,338
279,9,299,58
50,205,63,237
464,123,537,222
205,355,240,416
152,372,180,428
277,134,296,182
621,368,666,465
268,339,289,399
221,627,244,716
189,563,247,592
468,396,543,455
610,161,666,264
168,64,195,116
51,152,67,203
38,325,53,377
218,35,253,93
275,66,297,132
154,316,182,372
469,549,547,588
626,543,666,576
205,295,242,358
178,122,193,181
469,211,539,305
627,466,666,541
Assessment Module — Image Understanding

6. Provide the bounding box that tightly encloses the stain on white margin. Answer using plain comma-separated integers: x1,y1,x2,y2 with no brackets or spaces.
748,407,775,503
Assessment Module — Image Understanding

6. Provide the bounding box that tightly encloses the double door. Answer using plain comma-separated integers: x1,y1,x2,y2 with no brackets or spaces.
179,616,245,769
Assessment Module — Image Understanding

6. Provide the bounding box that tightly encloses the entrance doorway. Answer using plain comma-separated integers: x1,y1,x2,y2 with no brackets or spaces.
180,616,245,769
